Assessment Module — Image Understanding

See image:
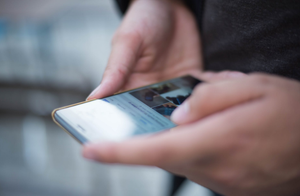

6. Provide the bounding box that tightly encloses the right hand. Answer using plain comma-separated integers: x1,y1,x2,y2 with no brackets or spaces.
87,0,203,100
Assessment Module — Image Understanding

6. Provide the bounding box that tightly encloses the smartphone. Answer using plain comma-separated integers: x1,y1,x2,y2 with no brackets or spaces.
52,75,202,144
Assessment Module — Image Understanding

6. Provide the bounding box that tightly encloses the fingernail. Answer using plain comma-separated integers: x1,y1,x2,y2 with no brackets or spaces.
171,101,190,123
227,72,246,78
87,85,101,100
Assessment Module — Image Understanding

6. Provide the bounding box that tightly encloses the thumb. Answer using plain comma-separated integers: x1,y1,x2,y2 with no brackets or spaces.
171,76,263,125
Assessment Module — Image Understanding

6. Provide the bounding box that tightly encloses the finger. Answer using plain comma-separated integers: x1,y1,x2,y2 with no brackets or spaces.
82,121,219,166
82,84,265,167
81,97,254,167
200,71,247,82
171,75,264,125
87,32,142,100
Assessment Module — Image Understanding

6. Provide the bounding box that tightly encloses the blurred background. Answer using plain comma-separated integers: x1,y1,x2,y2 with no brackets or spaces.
0,0,211,195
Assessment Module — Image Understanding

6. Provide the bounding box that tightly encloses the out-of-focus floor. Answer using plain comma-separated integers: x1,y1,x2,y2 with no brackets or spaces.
0,114,171,196
0,0,211,196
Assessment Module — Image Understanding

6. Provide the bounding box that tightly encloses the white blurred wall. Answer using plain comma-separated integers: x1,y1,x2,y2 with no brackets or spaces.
0,0,120,91
0,0,113,21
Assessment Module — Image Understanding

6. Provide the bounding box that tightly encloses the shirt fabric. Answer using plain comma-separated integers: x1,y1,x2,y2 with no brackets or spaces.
115,0,300,81
113,1,300,196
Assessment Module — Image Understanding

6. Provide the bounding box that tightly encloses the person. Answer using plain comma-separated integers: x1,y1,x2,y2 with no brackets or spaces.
82,0,300,195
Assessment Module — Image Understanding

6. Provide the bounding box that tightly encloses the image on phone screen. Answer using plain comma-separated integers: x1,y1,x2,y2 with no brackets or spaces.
54,76,201,143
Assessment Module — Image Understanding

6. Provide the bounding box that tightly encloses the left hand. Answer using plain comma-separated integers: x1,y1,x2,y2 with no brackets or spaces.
83,72,300,196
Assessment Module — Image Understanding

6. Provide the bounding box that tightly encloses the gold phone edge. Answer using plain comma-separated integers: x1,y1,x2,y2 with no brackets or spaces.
51,99,97,145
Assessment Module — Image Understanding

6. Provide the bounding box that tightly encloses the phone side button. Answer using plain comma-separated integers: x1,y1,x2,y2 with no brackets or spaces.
77,125,86,132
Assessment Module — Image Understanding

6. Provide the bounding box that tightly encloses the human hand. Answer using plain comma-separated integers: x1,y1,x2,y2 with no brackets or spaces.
83,72,300,196
87,0,202,100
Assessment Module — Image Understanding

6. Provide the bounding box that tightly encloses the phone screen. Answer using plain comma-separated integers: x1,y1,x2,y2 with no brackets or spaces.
54,76,201,143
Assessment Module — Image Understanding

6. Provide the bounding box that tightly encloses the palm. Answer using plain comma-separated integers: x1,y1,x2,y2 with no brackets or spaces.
121,0,202,90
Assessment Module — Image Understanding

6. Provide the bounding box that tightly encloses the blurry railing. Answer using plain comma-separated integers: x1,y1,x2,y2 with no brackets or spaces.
0,1,120,115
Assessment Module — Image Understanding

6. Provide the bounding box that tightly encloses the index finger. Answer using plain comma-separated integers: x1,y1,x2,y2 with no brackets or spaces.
82,119,223,166
87,32,142,100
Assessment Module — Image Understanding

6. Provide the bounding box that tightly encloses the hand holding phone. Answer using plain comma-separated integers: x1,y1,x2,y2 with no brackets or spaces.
52,75,201,144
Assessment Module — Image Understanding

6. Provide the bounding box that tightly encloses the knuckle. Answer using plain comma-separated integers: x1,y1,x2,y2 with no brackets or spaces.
250,73,271,86
212,170,242,188
105,62,131,77
194,83,217,101
220,137,244,156
116,65,131,77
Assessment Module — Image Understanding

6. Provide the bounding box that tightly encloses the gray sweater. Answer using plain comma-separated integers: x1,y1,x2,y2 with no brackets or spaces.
115,0,300,81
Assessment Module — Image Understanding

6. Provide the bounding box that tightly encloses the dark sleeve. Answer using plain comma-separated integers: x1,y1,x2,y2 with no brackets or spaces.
183,0,204,30
114,0,204,30
114,0,130,15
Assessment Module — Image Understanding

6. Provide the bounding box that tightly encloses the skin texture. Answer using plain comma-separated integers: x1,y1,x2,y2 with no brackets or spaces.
83,0,300,195
84,72,300,196
87,0,202,99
